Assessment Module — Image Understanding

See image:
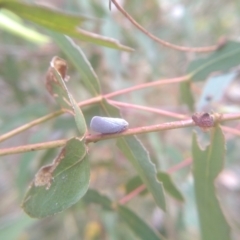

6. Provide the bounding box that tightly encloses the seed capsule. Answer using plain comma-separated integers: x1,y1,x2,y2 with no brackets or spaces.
90,116,129,134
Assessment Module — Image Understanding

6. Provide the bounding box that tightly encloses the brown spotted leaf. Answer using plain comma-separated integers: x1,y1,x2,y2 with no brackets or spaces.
22,138,90,218
46,56,87,138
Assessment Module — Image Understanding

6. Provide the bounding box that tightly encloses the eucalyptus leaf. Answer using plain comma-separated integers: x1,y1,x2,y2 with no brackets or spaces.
117,205,163,240
0,0,134,51
0,1,93,32
100,99,166,211
48,57,87,138
157,172,184,202
187,41,240,81
192,126,231,240
22,138,90,218
197,71,237,111
83,189,113,211
117,136,166,211
48,32,101,96
83,189,163,240
0,11,49,44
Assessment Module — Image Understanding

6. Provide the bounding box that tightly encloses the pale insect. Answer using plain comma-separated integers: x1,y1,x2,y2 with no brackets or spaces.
90,116,129,134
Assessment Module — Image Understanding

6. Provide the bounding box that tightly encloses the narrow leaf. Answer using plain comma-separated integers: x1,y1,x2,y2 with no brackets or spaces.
48,32,101,96
46,56,87,138
187,41,240,81
197,72,237,111
192,126,231,240
0,1,91,32
0,11,49,44
83,189,113,211
100,99,166,211
117,205,163,240
68,28,134,52
0,1,134,51
83,189,163,240
22,138,90,218
157,172,184,202
117,136,166,211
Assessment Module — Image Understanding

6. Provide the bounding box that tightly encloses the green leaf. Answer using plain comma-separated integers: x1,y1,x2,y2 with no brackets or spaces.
0,10,49,44
0,1,91,32
83,189,113,211
126,172,184,202
157,172,184,202
48,32,101,96
192,126,231,240
117,205,163,240
22,138,90,218
197,72,237,111
49,59,87,138
117,136,166,211
179,81,194,111
187,41,240,81
0,1,134,51
83,189,163,240
125,175,148,195
100,99,166,211
66,28,134,52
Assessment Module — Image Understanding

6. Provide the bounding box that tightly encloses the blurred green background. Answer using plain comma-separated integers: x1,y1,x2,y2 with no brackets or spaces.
1,0,240,239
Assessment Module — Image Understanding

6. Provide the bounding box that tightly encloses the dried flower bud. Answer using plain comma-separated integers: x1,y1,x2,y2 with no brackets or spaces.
45,56,69,95
192,112,215,129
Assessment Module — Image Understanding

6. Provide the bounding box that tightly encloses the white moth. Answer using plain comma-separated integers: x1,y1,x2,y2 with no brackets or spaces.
90,116,129,134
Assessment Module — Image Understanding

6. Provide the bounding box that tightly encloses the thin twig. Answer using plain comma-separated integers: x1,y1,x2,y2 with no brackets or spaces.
111,0,219,53
1,112,240,156
167,158,192,174
110,101,240,136
0,96,102,144
0,118,194,156
119,185,146,205
105,76,188,98
85,118,194,143
0,76,188,143
0,139,67,156
0,110,63,143
109,100,187,119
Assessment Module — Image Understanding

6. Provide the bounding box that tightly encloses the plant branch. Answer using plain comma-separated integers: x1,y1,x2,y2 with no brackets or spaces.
0,76,187,143
109,100,187,119
0,139,67,156
0,118,193,156
0,110,63,143
167,158,192,174
85,118,194,143
119,185,146,205
111,101,240,136
111,0,220,53
1,113,240,156
105,76,189,98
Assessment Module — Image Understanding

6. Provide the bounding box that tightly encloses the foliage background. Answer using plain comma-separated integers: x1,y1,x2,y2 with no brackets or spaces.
1,0,240,239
